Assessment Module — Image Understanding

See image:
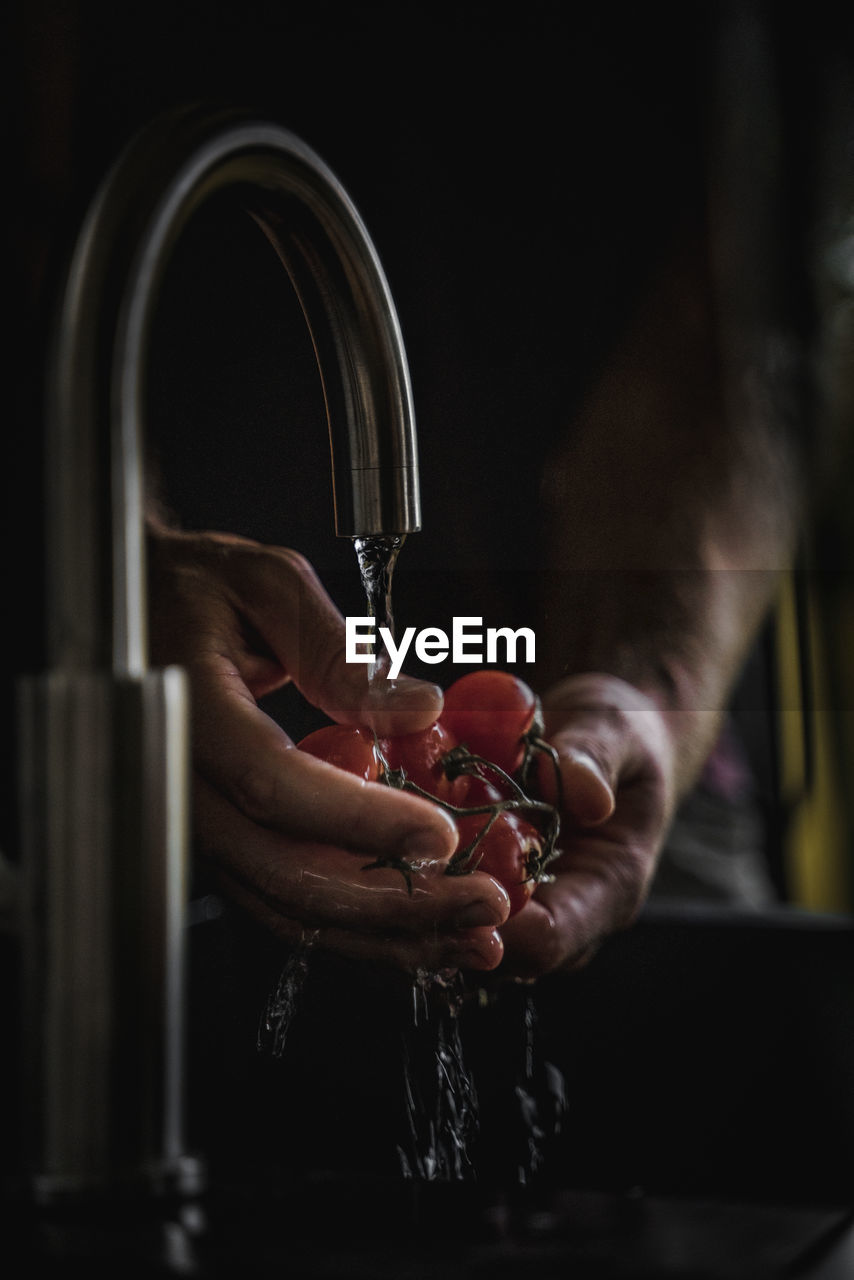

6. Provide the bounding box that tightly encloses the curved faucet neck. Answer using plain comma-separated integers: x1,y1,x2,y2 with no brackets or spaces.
46,106,421,674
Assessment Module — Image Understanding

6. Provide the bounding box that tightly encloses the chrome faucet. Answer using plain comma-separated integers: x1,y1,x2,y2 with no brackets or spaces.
19,106,421,1199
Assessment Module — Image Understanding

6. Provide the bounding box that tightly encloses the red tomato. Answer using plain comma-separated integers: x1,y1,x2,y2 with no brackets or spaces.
297,724,381,782
454,809,540,917
379,721,468,804
440,670,538,777
457,774,507,808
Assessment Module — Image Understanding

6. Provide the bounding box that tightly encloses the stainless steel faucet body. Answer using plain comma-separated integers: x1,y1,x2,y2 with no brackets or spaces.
19,106,422,1198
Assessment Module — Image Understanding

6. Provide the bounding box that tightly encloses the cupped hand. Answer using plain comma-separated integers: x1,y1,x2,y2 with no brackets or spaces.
147,525,510,970
498,673,678,979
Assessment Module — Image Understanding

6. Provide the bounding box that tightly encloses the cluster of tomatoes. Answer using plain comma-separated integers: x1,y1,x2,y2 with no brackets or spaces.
297,670,561,917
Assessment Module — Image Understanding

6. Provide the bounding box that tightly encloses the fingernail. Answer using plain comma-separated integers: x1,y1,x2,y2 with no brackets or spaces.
444,929,504,971
366,678,442,710
362,679,443,735
402,809,458,864
389,677,443,702
402,828,454,864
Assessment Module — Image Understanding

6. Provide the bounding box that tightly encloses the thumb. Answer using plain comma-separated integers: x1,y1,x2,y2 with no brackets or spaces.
541,673,670,825
241,545,443,733
551,746,616,825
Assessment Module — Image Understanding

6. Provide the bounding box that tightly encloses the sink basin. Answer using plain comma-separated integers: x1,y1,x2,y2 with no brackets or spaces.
5,899,854,1275
183,899,854,1208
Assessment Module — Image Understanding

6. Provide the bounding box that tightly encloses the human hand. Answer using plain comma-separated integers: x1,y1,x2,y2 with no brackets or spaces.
498,673,678,979
147,525,510,971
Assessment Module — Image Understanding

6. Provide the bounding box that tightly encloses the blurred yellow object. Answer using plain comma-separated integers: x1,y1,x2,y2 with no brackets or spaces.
775,568,853,912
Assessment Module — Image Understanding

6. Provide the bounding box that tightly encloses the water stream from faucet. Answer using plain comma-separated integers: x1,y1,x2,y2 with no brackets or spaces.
256,538,402,1060
253,535,566,1188
351,536,480,1179
258,536,483,1180
353,534,404,684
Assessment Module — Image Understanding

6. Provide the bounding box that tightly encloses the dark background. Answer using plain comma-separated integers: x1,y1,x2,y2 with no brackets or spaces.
9,0,843,880
10,0,710,647
8,0,854,1229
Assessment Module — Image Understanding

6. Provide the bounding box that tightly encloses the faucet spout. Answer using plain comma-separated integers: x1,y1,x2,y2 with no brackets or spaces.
21,106,422,1200
49,105,422,675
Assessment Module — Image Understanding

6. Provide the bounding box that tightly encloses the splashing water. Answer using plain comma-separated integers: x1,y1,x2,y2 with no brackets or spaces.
397,970,479,1181
255,537,560,1187
256,539,401,1064
513,993,567,1185
353,539,484,1180
257,934,317,1059
353,540,481,1179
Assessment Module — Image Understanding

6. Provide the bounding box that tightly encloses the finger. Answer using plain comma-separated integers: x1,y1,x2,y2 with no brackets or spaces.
215,867,506,973
499,880,610,977
190,657,459,861
500,828,652,976
194,775,510,970
553,747,615,825
543,677,673,825
501,675,674,979
235,547,443,732
360,675,445,737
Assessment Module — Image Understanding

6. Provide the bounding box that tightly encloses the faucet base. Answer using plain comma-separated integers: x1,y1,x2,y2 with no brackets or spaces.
18,667,196,1198
23,1152,208,1208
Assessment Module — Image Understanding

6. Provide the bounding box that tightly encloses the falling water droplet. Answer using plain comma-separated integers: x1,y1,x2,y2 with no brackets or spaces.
513,993,567,1185
352,541,481,1179
397,970,480,1181
256,933,317,1059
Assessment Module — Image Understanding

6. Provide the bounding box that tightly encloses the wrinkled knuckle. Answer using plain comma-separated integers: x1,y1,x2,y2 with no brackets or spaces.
601,699,631,737
274,545,316,583
604,842,650,930
646,749,677,816
310,636,349,696
232,763,283,825
540,930,572,975
190,531,254,574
